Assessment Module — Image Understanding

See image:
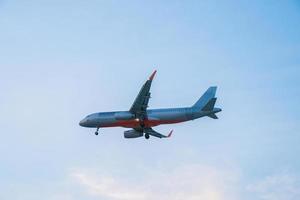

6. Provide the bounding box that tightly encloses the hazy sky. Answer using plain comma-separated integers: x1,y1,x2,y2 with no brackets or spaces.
1,1,300,200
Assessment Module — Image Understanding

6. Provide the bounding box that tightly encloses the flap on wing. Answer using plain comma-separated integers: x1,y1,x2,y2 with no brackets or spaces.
144,128,173,138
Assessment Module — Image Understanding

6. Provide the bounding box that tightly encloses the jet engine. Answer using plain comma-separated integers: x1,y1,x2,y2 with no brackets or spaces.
114,112,135,120
124,130,143,138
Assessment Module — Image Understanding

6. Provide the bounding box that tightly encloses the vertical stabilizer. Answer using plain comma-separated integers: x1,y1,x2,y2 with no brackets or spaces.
192,86,217,108
201,97,217,111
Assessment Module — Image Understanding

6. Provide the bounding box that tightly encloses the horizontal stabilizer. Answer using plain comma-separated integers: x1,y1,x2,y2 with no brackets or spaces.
208,113,218,119
202,97,217,111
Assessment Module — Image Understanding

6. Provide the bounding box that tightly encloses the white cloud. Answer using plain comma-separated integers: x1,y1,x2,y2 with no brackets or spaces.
70,164,240,200
247,172,300,200
71,172,147,200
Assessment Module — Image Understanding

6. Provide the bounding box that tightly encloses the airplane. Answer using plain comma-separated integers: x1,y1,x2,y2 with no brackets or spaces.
79,70,222,139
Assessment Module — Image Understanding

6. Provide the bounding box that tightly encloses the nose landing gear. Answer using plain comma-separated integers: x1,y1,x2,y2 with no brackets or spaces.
95,127,100,135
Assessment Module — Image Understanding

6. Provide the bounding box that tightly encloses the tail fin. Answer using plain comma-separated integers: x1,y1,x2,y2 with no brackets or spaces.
202,97,218,119
192,86,217,108
201,97,217,111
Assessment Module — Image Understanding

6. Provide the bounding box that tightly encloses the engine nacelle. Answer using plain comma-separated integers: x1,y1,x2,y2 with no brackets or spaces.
114,112,135,120
124,130,143,139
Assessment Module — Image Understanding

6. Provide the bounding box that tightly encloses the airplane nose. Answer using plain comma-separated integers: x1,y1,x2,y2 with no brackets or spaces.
79,118,87,127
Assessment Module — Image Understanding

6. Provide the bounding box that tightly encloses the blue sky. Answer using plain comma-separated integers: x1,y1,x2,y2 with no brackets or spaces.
1,1,300,199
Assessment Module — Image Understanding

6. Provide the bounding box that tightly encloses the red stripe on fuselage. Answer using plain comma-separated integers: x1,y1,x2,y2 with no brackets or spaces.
101,119,185,128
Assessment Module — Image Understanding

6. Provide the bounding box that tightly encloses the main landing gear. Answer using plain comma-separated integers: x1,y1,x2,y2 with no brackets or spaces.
145,133,150,139
95,127,100,135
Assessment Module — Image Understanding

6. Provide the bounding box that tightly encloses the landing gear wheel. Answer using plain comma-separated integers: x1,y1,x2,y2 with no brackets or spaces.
95,127,100,135
145,133,150,139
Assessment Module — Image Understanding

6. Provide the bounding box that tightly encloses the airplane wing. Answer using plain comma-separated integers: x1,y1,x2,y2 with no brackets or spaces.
129,70,157,119
144,128,173,138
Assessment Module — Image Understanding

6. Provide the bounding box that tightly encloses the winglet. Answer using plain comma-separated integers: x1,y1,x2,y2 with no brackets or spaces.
167,130,173,138
149,70,157,81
